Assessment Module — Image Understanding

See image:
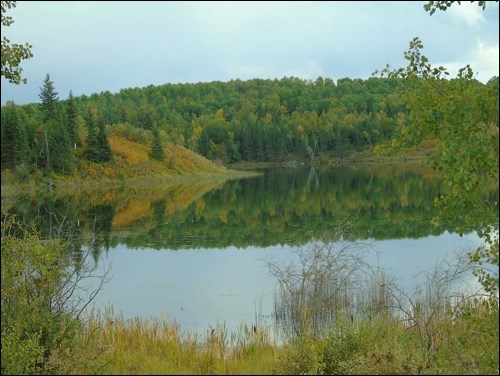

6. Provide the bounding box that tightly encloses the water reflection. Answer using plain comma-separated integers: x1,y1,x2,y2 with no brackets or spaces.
9,164,497,254
4,165,498,339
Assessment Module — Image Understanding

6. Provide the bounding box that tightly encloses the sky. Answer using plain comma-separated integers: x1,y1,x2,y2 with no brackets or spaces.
1,1,499,105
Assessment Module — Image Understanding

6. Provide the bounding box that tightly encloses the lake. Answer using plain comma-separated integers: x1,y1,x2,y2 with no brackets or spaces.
6,163,498,340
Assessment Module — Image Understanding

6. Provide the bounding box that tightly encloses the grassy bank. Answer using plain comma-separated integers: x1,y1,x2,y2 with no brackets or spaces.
83,301,497,375
1,135,260,195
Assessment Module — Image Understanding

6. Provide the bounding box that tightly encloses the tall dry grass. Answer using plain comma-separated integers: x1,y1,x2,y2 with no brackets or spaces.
85,308,278,375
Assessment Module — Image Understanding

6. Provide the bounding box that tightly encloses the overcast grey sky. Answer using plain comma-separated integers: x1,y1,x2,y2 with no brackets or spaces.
1,1,498,105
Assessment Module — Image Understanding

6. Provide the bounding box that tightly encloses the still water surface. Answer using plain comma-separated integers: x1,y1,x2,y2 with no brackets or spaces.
92,233,482,337
9,164,498,338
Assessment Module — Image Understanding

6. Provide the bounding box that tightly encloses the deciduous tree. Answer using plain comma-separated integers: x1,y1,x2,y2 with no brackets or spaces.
1,0,33,84
376,1,499,295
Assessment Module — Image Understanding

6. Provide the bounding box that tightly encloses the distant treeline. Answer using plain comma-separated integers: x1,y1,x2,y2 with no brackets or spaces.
2,75,498,175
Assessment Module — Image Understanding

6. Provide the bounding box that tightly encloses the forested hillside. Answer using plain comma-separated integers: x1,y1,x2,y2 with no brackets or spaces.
1,75,498,180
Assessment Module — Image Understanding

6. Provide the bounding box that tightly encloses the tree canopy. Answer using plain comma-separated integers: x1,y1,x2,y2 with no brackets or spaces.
1,1,33,84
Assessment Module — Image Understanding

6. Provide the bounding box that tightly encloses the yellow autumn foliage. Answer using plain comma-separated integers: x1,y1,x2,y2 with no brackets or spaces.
71,133,228,183
109,135,149,166
219,212,228,224
112,199,152,228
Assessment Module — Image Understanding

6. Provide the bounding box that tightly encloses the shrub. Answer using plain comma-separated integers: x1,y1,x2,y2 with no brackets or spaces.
1,204,107,374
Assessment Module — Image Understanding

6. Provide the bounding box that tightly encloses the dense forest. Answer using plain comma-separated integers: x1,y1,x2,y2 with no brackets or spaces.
2,74,497,179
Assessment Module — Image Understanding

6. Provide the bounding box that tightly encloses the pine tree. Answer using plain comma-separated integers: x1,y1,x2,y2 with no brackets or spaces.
46,116,74,174
97,122,112,162
37,74,75,173
39,73,58,122
85,104,101,162
1,101,28,169
66,90,78,147
197,130,210,157
149,127,164,161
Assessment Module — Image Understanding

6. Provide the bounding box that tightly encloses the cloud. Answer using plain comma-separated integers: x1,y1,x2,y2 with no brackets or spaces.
446,2,485,26
470,40,499,81
436,39,499,82
1,2,498,105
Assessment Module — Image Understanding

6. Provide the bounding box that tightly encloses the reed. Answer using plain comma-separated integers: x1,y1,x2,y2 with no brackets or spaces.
84,310,278,374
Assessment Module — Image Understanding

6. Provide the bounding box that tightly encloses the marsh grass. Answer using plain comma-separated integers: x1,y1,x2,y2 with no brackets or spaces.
269,236,499,375
85,310,278,375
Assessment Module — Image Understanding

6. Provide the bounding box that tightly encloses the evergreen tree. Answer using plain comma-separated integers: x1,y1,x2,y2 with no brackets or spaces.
66,90,78,147
84,102,112,163
1,101,28,169
149,127,164,161
39,73,58,122
46,116,74,174
96,122,112,162
197,130,210,157
36,74,75,173
85,104,101,162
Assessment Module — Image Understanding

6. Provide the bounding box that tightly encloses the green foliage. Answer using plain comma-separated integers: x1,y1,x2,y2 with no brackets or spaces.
424,1,488,15
1,200,107,374
1,214,73,373
13,75,416,164
13,162,30,182
39,74,59,122
427,300,499,375
149,127,164,161
46,119,75,175
31,75,77,175
273,332,325,375
1,321,45,375
468,236,499,295
84,104,112,163
376,0,499,315
320,326,361,375
195,109,240,164
377,37,499,296
97,122,112,162
66,90,78,147
108,122,153,144
273,270,499,375
118,171,126,183
84,109,100,162
1,1,33,84
1,101,28,169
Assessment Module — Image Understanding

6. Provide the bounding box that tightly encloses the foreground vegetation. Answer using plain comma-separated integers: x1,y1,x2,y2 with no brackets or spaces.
2,205,498,375
92,302,498,375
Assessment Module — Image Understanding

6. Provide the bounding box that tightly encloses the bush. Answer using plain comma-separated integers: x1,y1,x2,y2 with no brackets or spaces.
13,163,31,182
1,206,107,374
273,332,324,375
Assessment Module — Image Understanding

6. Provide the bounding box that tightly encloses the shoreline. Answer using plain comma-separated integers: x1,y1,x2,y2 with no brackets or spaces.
1,145,435,196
